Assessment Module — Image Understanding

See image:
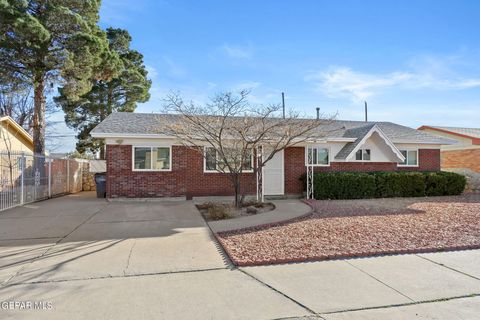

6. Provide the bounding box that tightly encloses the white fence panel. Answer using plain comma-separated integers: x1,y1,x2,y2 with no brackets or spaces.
89,160,106,173
0,151,86,212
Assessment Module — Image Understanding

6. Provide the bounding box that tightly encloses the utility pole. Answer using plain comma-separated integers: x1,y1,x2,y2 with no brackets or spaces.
364,101,368,122
281,92,285,119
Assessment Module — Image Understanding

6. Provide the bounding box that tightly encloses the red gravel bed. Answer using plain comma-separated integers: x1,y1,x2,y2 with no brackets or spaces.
216,194,480,266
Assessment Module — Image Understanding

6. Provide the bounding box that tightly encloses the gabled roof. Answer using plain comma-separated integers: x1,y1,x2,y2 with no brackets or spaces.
0,116,33,149
418,125,480,144
335,124,404,161
335,123,376,159
91,112,454,145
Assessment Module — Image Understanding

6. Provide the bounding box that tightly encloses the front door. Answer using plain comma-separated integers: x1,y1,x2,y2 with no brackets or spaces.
263,149,284,195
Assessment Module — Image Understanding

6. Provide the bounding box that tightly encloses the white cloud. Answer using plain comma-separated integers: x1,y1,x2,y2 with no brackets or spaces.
163,57,186,78
100,0,153,24
232,81,261,91
220,44,253,59
145,65,158,79
307,67,413,101
307,57,480,102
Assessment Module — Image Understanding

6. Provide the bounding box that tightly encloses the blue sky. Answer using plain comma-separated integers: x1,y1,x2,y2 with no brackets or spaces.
50,0,480,152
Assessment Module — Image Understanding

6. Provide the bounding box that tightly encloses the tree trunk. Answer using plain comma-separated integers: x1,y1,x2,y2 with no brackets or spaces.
33,73,46,155
232,174,242,209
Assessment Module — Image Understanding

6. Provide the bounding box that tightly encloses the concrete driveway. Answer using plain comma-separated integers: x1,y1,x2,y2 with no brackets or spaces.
0,192,479,319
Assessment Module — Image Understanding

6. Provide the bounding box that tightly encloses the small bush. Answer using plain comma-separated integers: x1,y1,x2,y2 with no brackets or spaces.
207,204,231,220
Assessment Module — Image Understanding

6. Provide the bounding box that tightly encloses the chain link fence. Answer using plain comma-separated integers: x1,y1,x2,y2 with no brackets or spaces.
0,151,87,212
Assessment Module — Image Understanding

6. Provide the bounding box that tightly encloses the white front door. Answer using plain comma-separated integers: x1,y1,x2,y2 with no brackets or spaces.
263,149,284,195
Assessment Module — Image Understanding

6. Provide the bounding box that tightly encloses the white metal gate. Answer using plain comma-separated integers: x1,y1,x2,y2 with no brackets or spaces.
0,151,85,212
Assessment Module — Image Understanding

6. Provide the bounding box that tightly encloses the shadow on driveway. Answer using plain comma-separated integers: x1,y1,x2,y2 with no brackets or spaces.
0,192,229,285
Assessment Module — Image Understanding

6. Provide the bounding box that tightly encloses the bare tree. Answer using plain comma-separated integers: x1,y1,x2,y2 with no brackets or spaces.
164,91,333,208
0,86,58,135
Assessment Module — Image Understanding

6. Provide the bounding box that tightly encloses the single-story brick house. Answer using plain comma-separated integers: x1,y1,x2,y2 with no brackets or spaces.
91,112,452,199
418,126,480,172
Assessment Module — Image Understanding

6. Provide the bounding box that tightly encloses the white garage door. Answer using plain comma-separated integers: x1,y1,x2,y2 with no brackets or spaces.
263,149,284,195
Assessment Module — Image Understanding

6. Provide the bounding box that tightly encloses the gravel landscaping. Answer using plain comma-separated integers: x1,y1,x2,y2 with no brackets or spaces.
217,194,480,266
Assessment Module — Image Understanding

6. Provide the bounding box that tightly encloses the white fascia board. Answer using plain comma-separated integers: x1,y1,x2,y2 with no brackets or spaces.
391,139,455,145
301,137,356,143
91,132,176,139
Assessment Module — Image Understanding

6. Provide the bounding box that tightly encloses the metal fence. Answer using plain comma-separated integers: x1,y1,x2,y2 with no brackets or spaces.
0,151,86,212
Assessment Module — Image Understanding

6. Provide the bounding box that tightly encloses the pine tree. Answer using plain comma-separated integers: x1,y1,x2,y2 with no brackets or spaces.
56,28,151,158
0,0,120,154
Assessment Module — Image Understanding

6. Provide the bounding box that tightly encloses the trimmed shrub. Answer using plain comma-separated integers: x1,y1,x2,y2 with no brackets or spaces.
424,172,448,196
311,171,465,200
424,172,466,196
374,172,425,198
440,171,466,195
313,172,376,199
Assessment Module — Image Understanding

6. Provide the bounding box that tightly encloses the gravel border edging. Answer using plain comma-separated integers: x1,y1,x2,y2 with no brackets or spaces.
221,244,480,267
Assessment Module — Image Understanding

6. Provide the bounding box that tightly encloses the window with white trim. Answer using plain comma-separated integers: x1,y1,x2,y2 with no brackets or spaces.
399,150,418,166
306,147,329,166
133,146,171,171
355,149,371,161
204,147,253,172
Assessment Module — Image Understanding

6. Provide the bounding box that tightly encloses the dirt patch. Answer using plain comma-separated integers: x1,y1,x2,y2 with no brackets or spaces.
197,201,275,221
217,194,480,266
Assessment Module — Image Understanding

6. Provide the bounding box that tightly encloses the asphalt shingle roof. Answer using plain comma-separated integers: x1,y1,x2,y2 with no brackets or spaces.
335,123,377,160
91,112,454,145
428,126,480,139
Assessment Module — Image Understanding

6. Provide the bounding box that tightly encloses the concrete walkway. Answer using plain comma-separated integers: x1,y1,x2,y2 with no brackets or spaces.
208,199,312,233
0,193,479,319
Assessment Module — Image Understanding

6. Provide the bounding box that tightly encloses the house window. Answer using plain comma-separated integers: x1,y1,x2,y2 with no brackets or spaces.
133,146,171,171
355,149,371,161
306,147,329,166
204,147,253,172
399,150,418,166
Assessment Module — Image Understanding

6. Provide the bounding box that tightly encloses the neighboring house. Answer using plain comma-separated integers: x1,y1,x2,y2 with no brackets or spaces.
91,112,452,199
418,126,480,172
0,116,33,153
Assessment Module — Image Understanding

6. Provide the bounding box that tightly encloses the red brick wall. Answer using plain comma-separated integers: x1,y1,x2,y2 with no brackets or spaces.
284,147,306,195
107,145,441,198
106,145,256,198
283,148,441,195
441,149,480,172
396,149,441,172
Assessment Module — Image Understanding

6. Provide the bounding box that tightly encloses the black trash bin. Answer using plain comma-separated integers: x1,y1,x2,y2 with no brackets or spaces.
94,173,107,198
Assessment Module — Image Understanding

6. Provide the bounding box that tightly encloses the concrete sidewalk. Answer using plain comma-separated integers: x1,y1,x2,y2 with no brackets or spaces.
0,193,479,319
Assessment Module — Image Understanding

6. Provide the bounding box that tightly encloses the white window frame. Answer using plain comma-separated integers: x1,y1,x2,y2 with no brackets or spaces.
398,149,419,167
305,146,331,167
203,147,254,173
132,146,172,172
354,148,371,162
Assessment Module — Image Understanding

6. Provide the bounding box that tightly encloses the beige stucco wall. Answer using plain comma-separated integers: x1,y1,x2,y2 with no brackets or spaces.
0,125,33,153
419,128,477,151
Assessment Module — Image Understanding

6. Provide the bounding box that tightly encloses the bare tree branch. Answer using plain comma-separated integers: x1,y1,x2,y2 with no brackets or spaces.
163,91,335,207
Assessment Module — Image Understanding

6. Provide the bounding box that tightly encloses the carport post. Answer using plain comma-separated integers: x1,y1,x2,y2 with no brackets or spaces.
20,152,25,205
66,159,70,193
48,159,52,198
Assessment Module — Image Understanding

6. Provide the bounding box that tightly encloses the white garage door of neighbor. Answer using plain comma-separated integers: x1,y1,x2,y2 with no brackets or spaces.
263,149,284,195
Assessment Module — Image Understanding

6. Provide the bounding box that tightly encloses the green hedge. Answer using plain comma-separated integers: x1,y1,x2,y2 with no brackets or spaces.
313,172,376,200
303,171,465,200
